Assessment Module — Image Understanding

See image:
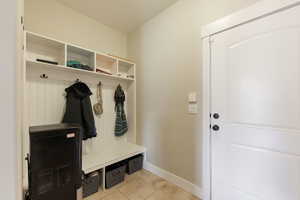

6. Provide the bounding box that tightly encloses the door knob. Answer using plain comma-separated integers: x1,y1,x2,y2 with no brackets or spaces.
212,125,220,131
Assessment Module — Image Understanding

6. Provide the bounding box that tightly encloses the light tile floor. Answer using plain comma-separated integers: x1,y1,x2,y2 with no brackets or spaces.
84,169,201,200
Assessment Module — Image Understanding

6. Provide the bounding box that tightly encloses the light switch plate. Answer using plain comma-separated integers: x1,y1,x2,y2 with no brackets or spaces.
188,92,197,103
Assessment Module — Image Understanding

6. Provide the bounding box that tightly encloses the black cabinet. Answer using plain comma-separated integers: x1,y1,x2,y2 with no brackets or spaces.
29,124,82,200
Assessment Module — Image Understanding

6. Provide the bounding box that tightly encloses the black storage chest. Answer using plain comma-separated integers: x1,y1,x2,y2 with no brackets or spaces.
29,124,82,200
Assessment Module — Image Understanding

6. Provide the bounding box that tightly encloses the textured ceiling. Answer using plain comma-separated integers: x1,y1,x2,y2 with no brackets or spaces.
56,0,180,32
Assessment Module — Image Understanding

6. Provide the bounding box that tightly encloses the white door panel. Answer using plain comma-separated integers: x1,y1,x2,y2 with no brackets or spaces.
211,4,300,200
230,145,300,199
228,28,300,129
230,125,300,155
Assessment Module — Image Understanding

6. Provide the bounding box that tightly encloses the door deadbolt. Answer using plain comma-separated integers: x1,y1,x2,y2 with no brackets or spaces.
213,113,220,119
212,125,220,131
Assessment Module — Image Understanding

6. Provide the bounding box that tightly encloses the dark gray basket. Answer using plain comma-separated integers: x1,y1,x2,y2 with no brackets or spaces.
127,154,144,175
105,164,126,189
83,171,101,198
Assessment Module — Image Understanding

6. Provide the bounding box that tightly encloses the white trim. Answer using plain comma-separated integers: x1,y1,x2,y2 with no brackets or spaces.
202,37,212,200
143,161,203,199
202,0,300,38
16,0,24,199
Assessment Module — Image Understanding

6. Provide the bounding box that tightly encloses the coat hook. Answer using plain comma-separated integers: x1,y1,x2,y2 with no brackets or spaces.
40,74,48,79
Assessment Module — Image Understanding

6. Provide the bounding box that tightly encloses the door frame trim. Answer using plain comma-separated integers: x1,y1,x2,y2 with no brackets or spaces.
202,36,212,200
201,1,300,200
202,0,300,38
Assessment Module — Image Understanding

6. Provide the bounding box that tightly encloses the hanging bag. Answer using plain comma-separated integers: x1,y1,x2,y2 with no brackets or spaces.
93,81,103,116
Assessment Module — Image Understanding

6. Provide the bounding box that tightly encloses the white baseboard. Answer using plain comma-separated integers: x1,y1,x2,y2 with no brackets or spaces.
144,161,203,199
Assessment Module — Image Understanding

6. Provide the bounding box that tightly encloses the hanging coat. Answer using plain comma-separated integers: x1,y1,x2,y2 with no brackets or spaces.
114,85,128,136
63,82,97,140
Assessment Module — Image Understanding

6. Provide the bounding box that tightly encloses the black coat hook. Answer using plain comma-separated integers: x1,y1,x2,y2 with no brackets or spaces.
40,74,48,79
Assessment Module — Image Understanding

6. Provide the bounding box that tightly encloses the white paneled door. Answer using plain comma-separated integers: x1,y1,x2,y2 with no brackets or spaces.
210,5,300,200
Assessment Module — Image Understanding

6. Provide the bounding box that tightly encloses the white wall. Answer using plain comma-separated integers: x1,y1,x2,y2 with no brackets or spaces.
128,0,260,188
0,0,18,199
25,0,127,57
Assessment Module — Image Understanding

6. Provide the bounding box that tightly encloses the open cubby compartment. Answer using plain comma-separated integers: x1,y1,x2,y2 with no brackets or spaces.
67,45,95,71
117,60,135,79
96,53,117,75
26,32,65,65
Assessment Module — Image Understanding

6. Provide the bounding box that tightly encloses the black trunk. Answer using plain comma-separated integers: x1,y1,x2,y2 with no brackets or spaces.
29,124,82,200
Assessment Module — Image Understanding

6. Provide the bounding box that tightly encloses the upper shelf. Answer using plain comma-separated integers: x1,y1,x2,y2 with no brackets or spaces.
25,31,136,81
26,32,65,66
118,60,135,79
26,60,135,82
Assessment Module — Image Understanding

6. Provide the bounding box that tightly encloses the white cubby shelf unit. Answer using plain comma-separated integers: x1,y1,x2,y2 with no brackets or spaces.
23,31,145,190
25,31,136,81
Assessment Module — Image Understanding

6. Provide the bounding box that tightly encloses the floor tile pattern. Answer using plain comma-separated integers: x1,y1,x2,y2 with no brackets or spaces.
84,169,201,200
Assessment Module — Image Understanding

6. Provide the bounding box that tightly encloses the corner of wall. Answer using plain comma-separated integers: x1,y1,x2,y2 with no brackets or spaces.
144,161,203,199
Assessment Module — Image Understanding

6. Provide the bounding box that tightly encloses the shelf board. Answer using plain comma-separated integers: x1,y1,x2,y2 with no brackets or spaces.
26,60,135,81
27,32,65,49
82,141,146,174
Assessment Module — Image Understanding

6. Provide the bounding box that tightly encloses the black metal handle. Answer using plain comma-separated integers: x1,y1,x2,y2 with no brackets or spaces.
213,113,220,119
212,125,220,131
